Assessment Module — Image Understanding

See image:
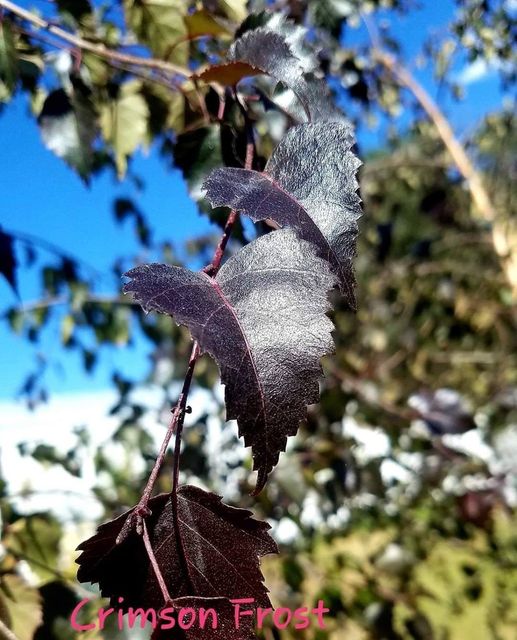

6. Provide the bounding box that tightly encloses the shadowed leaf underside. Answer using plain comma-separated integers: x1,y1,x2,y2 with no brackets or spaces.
76,485,277,612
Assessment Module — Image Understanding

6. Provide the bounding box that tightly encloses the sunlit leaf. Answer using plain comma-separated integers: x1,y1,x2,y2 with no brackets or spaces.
198,27,344,123
184,9,232,39
100,81,149,178
124,0,188,65
207,0,248,23
5,515,62,583
0,574,43,640
204,122,362,306
0,20,18,97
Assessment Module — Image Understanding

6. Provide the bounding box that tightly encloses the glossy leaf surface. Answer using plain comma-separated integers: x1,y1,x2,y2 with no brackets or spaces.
204,123,362,305
123,229,336,491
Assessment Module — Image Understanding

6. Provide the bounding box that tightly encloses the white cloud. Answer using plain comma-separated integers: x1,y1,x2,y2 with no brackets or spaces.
0,391,117,521
342,417,391,462
0,386,217,521
456,57,512,86
456,58,492,85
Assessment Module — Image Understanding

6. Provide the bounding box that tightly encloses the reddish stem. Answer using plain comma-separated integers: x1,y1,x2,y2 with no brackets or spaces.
115,352,199,543
127,99,254,522
141,519,171,603
171,342,201,497
128,98,256,600
204,100,255,276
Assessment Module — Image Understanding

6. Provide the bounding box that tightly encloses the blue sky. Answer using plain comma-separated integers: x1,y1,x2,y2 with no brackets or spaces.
0,0,508,400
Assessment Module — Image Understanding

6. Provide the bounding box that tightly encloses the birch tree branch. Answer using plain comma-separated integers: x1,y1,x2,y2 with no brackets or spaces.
0,0,190,78
375,50,517,297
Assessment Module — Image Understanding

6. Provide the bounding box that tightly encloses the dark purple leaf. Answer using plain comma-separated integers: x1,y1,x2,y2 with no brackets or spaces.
203,123,362,306
123,229,336,491
264,13,318,73
197,28,344,123
228,28,345,123
0,228,18,296
76,485,277,611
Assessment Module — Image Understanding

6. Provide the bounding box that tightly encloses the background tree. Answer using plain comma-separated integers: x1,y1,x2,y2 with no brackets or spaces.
0,0,516,638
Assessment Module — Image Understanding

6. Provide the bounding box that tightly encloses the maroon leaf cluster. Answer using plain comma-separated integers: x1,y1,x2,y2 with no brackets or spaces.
124,230,336,492
228,28,345,123
203,123,362,306
198,28,345,124
76,17,362,637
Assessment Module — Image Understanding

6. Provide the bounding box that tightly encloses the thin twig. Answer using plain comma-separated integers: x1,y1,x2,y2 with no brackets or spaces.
7,228,102,277
170,342,201,497
0,0,190,77
141,519,171,603
126,102,256,602
168,342,201,593
374,50,497,222
18,19,190,93
115,342,200,543
1,294,140,319
0,620,19,640
205,94,255,275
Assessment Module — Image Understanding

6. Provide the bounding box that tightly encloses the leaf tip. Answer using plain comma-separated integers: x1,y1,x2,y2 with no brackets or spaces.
251,468,269,496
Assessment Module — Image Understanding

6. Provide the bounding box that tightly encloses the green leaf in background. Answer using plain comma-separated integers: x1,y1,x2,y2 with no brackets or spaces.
4,515,62,583
0,574,43,640
38,82,98,181
0,21,18,98
184,9,232,39
113,197,151,247
140,81,186,135
173,125,223,200
100,81,149,178
397,527,517,640
60,314,75,345
124,0,188,64
208,0,248,23
28,443,82,477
